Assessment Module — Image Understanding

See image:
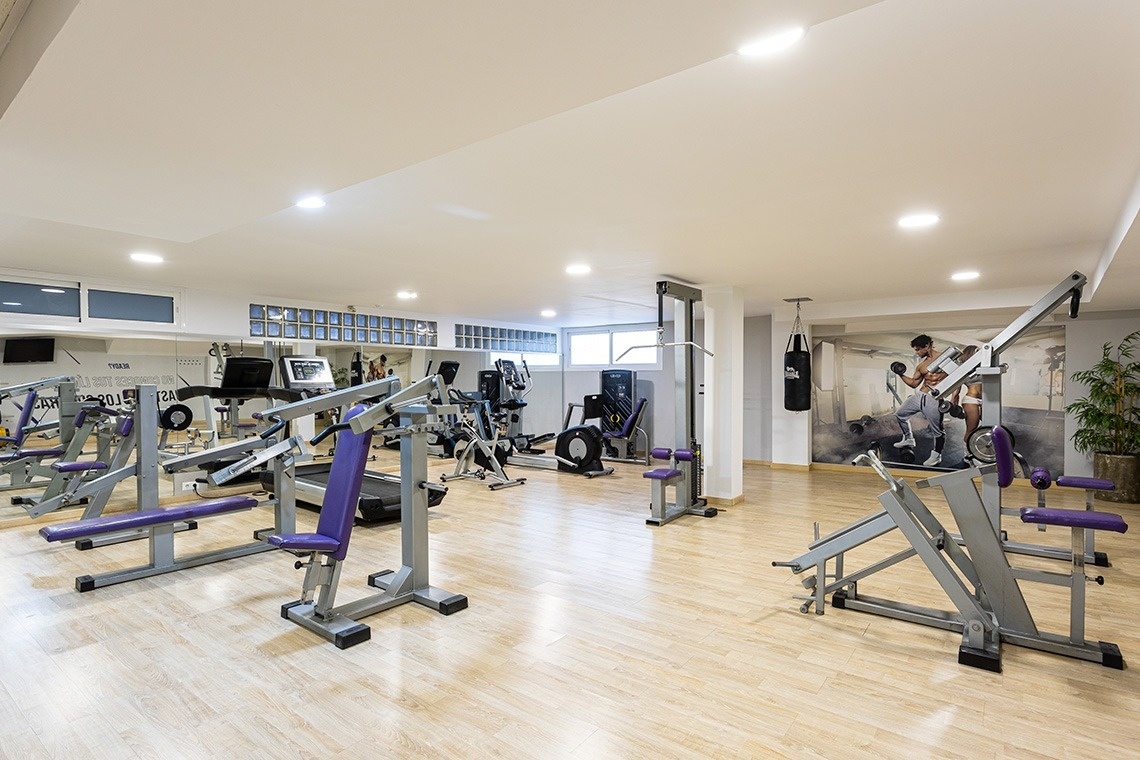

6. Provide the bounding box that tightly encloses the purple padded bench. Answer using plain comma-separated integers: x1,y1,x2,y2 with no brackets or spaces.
1020,507,1128,534
40,494,261,592
40,495,258,543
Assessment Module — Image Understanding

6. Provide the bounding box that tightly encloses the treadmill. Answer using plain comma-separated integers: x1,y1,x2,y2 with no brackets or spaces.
263,355,445,524
176,357,304,483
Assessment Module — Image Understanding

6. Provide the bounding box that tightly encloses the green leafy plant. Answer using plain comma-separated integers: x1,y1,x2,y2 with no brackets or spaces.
1066,330,1140,456
331,366,349,390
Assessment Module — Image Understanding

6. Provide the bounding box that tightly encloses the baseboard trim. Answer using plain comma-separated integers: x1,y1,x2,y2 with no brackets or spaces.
704,494,744,506
769,463,811,473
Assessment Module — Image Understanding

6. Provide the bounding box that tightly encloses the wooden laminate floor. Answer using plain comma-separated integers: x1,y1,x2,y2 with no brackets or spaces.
1,454,1137,759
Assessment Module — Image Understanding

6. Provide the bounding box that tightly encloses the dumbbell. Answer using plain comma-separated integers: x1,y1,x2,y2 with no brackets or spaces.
848,415,875,435
890,361,907,375
936,399,966,418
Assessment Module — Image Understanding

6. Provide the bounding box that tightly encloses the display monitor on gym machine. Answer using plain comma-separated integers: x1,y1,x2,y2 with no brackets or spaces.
278,355,337,393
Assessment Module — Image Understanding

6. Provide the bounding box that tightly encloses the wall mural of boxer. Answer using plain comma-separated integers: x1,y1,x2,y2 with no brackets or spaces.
810,325,1066,474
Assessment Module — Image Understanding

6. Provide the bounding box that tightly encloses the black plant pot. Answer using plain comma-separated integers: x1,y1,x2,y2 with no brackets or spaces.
1093,452,1140,503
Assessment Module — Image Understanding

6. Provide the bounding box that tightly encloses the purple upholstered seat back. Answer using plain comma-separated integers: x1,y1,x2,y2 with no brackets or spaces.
617,397,647,437
991,425,1014,489
314,404,375,561
9,390,37,445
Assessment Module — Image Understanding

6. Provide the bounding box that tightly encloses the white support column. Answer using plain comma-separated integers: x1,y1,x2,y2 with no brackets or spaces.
771,317,812,467
702,285,744,503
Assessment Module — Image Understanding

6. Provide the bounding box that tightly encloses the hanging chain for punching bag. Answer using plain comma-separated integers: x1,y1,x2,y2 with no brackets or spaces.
784,299,812,411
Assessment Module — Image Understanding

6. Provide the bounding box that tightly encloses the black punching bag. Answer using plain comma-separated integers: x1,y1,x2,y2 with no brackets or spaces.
784,334,812,411
350,352,364,387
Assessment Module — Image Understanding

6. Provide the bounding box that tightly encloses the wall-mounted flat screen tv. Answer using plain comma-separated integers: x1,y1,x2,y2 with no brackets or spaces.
3,337,55,364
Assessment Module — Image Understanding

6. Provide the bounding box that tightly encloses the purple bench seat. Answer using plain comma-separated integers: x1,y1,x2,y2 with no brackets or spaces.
268,532,341,553
51,460,109,473
1056,476,1115,492
1020,507,1129,534
40,495,258,543
0,446,65,463
644,468,683,481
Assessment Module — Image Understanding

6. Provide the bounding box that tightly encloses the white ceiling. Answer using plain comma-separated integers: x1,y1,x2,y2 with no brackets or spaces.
0,0,1137,328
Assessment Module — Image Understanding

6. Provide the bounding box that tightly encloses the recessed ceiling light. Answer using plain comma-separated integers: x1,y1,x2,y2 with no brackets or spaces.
295,196,326,209
737,26,806,57
951,271,980,281
130,251,164,264
565,264,591,275
41,288,65,294
541,309,556,318
396,290,417,300
898,212,940,229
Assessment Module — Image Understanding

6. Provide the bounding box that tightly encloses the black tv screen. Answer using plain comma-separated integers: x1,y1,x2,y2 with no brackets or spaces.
3,337,55,364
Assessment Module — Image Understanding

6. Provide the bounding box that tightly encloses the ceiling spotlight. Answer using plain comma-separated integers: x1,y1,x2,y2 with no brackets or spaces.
951,271,980,281
541,309,557,318
295,196,326,209
41,288,65,294
130,252,164,264
737,26,806,57
565,264,591,275
396,290,418,300
898,212,940,229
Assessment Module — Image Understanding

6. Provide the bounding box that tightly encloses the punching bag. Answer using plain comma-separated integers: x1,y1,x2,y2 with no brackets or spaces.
350,352,364,387
784,332,812,412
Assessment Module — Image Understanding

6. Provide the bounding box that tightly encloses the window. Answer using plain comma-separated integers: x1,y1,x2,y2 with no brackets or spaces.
0,280,80,317
489,351,561,369
89,290,174,323
569,333,610,366
611,329,657,365
567,327,661,368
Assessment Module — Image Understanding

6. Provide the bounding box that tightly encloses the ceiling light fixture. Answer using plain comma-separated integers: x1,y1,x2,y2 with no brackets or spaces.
2,302,21,306
898,212,940,229
951,271,980,281
130,252,164,264
565,264,591,275
396,290,417,300
41,288,65,294
295,196,326,209
737,26,806,57
541,309,556,318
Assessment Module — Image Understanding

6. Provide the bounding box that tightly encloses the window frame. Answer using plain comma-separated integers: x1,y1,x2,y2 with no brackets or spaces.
565,324,662,370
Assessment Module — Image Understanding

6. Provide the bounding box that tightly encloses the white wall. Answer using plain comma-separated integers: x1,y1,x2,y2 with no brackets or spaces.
744,315,773,461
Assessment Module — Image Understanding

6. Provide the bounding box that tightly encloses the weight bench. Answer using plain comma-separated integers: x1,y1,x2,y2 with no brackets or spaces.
40,494,259,591
643,447,716,526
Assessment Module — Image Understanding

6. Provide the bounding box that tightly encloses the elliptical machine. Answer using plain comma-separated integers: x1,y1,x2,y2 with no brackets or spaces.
506,393,613,478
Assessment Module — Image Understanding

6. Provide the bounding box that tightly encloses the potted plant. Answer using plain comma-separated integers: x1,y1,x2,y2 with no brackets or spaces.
1066,329,1140,502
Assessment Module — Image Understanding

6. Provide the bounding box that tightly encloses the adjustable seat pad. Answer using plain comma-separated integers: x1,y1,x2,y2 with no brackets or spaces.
1020,507,1128,533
